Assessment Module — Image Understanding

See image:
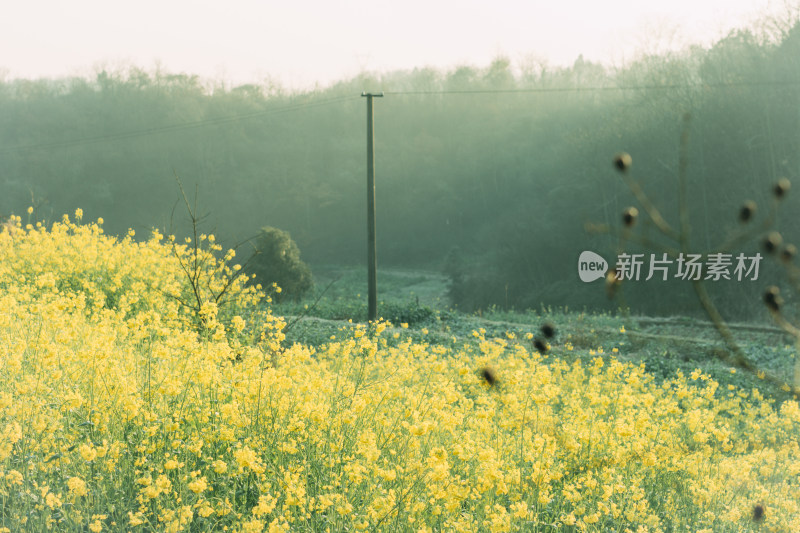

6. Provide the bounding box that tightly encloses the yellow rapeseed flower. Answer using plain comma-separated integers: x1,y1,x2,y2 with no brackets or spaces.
45,492,62,509
212,459,228,474
1,212,799,532
67,476,88,497
187,477,208,494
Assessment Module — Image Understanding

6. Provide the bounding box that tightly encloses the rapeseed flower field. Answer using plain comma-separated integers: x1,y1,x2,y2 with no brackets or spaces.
1,213,799,532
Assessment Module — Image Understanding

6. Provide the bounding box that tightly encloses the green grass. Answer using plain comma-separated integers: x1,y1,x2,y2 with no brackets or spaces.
274,265,799,403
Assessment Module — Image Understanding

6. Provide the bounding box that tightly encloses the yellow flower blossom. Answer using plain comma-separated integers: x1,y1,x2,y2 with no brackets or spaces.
212,459,228,474
187,477,208,494
0,212,797,533
46,492,62,509
67,477,88,497
88,515,107,533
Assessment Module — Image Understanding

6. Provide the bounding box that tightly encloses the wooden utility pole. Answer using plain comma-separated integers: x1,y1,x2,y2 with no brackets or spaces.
362,91,383,322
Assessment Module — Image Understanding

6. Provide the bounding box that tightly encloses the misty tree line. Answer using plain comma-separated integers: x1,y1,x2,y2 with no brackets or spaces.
1,18,799,319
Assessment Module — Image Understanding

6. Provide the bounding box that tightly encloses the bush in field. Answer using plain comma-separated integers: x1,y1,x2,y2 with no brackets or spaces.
247,226,313,302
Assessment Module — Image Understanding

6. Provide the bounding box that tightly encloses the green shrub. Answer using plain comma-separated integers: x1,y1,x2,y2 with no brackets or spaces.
247,226,313,302
380,301,437,326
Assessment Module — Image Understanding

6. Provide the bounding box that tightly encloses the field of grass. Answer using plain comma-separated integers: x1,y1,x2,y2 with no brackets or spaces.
1,214,799,532
276,268,798,400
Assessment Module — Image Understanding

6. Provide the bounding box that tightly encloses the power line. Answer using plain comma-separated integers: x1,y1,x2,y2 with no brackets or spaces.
384,79,800,95
2,78,797,154
0,94,358,155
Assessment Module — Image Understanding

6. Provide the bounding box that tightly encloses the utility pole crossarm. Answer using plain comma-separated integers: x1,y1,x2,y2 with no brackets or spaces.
362,92,383,322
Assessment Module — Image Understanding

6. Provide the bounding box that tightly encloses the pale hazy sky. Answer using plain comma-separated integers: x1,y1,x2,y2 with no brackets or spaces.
0,0,790,90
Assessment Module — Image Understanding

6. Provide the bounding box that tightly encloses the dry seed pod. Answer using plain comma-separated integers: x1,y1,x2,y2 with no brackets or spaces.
540,322,556,339
739,201,756,223
762,232,783,254
613,153,632,172
622,207,639,227
781,244,797,263
533,338,548,353
774,178,791,199
763,286,782,312
752,504,765,522
480,367,497,387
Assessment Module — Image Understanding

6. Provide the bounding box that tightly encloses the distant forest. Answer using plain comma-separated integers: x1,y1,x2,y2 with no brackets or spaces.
2,18,800,319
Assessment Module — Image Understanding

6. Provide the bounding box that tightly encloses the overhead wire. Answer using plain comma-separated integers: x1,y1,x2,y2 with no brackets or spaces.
0,94,359,155
383,79,800,95
1,78,798,154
